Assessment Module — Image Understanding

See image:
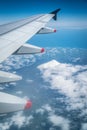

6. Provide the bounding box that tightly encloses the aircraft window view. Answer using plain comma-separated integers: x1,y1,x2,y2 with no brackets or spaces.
0,0,87,130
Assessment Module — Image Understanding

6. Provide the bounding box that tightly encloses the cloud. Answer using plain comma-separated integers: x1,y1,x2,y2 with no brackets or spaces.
26,79,33,83
49,20,87,30
37,60,87,112
9,82,17,86
0,86,4,90
72,57,81,63
36,104,70,130
81,123,87,130
36,104,52,115
1,54,36,71
0,48,86,129
36,108,45,115
42,104,52,112
16,91,23,95
0,112,33,130
48,114,70,130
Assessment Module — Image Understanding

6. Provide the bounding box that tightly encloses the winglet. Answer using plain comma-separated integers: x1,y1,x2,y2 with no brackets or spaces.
50,8,61,21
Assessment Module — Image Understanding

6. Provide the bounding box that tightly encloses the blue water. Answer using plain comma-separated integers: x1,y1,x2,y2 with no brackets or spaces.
29,29,87,49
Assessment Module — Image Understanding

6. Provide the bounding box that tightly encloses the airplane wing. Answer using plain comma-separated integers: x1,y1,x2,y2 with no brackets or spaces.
0,8,60,63
0,9,60,114
0,8,61,83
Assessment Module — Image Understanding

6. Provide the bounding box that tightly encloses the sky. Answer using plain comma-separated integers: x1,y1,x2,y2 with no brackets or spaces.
0,0,86,19
0,0,87,48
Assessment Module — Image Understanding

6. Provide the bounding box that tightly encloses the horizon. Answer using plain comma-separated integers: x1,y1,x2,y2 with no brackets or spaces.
0,0,87,48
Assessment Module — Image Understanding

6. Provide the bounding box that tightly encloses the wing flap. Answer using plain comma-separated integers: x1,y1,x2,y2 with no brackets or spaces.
15,43,44,54
38,27,56,34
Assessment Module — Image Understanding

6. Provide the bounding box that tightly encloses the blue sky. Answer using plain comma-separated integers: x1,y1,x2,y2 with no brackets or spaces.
0,0,87,48
0,0,86,18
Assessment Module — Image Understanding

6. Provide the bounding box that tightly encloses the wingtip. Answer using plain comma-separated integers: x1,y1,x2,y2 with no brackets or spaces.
50,8,61,21
50,8,61,14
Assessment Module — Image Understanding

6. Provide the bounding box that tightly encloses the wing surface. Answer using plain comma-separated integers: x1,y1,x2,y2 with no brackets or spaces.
0,14,54,63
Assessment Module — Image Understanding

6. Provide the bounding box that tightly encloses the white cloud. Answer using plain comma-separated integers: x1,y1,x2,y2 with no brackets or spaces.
36,108,45,115
0,112,33,130
49,20,87,30
48,114,70,130
36,104,70,130
9,82,16,86
16,91,23,95
26,79,33,83
81,123,87,130
1,54,36,71
36,104,52,115
0,87,4,90
72,57,81,63
37,60,87,112
42,104,52,112
11,112,33,128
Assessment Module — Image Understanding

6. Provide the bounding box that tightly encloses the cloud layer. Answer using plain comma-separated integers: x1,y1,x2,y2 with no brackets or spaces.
0,112,33,130
38,60,87,111
0,48,87,130
49,20,87,30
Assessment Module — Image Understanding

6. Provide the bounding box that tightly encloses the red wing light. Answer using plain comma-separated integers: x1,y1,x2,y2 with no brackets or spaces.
41,48,45,53
24,100,32,109
54,29,57,32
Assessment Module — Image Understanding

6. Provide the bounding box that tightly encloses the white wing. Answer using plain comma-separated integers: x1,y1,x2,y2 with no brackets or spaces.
0,9,60,114
0,15,50,62
0,9,60,63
